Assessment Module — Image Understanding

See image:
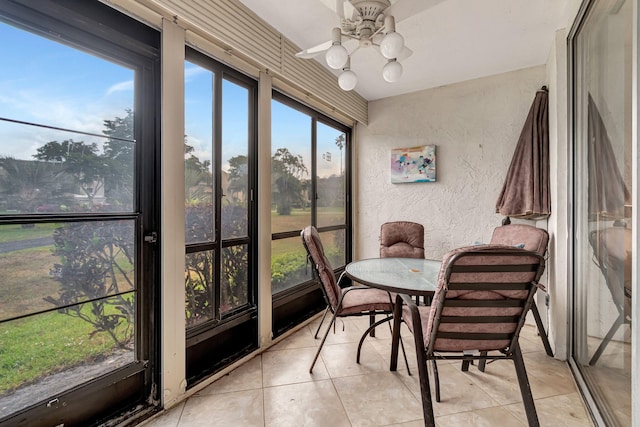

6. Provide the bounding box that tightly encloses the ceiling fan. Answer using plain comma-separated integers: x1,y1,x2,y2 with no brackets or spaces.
295,0,412,90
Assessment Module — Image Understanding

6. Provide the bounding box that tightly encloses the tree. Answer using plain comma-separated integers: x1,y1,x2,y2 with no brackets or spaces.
271,148,308,215
184,146,249,324
33,139,106,204
184,139,212,206
40,111,139,347
335,134,345,175
45,221,135,349
227,155,248,200
102,109,135,208
0,156,74,213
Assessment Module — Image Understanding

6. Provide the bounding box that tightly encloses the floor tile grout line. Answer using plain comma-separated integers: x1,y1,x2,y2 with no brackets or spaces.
147,324,595,427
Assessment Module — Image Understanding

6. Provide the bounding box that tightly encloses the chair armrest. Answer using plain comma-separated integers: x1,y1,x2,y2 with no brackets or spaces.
336,271,348,288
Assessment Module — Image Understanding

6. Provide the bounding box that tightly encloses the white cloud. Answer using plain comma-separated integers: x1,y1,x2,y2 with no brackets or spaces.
106,80,134,96
185,65,208,82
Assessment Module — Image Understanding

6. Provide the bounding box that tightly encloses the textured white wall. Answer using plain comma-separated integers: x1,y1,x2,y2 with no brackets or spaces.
355,65,547,260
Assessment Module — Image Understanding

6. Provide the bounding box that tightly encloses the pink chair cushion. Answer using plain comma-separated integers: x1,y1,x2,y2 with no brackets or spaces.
380,221,425,259
340,287,393,315
490,224,549,256
303,226,394,314
422,245,540,352
302,226,340,309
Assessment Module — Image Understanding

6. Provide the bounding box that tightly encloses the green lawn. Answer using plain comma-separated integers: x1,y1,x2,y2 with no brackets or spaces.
0,208,344,395
271,207,344,233
0,299,133,395
0,223,58,243
0,222,135,396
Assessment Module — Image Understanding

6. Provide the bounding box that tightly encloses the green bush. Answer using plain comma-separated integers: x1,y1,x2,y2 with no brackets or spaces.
271,244,344,294
271,251,309,293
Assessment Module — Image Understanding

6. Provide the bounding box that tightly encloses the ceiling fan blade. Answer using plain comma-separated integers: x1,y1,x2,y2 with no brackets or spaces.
345,1,359,20
384,0,445,23
295,40,333,59
342,38,359,53
397,45,413,61
371,43,412,62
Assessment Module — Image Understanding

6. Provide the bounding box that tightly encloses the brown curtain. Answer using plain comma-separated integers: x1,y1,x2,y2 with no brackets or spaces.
587,93,630,219
495,87,550,219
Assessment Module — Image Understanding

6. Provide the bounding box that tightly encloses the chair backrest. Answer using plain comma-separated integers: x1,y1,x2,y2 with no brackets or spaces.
380,221,425,258
589,227,632,311
301,226,340,309
425,245,545,354
490,224,549,256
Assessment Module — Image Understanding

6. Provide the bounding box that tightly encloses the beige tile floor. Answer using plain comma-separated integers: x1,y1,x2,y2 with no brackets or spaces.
142,317,593,426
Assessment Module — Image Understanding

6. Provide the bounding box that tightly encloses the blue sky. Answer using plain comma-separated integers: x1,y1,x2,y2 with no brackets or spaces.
0,19,343,177
0,22,133,160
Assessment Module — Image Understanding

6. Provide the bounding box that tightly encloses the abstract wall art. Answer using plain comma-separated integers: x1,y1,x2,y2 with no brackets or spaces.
390,145,436,183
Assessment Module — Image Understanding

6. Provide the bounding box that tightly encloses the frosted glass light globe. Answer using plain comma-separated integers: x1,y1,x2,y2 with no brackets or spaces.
380,31,404,59
338,70,358,91
326,44,348,69
382,60,403,83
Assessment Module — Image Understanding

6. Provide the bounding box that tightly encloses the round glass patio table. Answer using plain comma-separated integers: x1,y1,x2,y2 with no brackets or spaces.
344,257,440,297
345,257,441,372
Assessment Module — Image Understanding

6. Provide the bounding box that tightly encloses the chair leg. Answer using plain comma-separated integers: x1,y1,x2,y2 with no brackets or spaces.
414,341,436,426
431,360,440,402
461,360,471,372
589,312,625,366
313,306,330,339
309,311,339,373
390,297,403,371
478,351,488,372
357,315,393,363
399,334,411,375
384,315,411,375
513,343,539,427
389,295,412,374
369,311,376,337
531,301,554,357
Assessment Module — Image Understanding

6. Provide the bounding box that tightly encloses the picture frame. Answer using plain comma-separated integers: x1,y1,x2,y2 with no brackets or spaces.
390,145,436,183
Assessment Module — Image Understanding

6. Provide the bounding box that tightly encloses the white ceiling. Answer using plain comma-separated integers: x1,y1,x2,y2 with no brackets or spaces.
236,0,577,101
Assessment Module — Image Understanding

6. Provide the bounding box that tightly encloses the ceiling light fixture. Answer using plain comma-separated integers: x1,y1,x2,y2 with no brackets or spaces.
326,27,349,69
382,58,403,83
380,16,404,59
296,0,412,91
338,57,358,90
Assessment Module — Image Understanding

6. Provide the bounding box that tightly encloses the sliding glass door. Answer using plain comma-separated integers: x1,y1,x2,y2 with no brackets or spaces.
570,0,632,425
0,1,159,425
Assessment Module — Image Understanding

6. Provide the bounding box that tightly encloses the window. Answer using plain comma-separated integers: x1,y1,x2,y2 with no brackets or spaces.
270,92,351,333
184,48,258,385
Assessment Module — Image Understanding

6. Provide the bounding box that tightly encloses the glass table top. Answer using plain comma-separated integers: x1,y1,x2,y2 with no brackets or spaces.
345,257,441,295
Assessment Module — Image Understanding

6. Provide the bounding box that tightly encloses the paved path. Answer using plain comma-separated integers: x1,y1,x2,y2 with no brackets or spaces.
0,237,53,254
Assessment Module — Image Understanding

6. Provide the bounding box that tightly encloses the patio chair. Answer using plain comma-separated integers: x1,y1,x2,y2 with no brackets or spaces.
588,226,632,365
302,225,396,373
490,224,553,356
380,221,425,259
376,221,426,330
392,245,545,426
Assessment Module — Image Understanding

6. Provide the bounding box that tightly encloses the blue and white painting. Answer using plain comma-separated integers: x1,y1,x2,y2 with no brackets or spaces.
390,145,436,183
